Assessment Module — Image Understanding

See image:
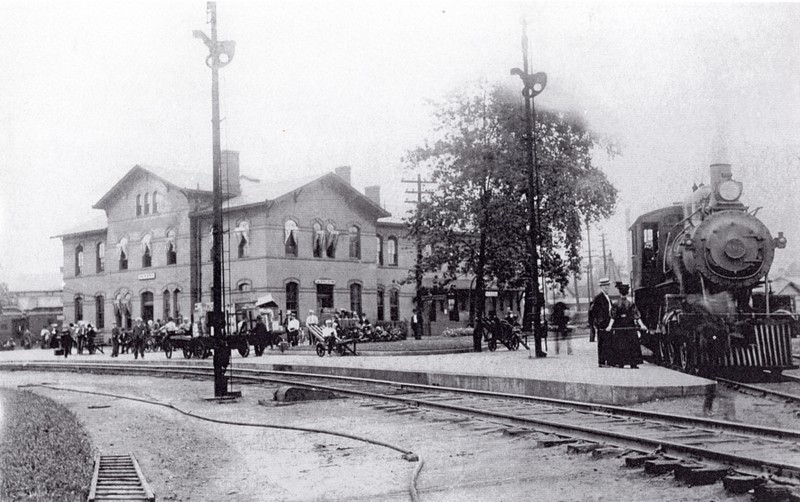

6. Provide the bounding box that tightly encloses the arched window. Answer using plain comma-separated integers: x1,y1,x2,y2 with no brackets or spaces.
95,295,104,329
152,191,159,213
144,193,150,215
74,296,84,322
237,281,252,292
376,288,385,321
166,229,177,265
349,225,361,259
376,236,383,265
350,283,362,315
173,289,181,319
141,291,154,323
117,237,129,271
286,281,299,314
136,194,142,216
387,237,398,266
163,290,171,320
75,243,84,276
284,220,298,257
141,234,152,268
234,220,249,259
325,222,338,259
389,289,399,321
312,221,323,258
96,242,105,273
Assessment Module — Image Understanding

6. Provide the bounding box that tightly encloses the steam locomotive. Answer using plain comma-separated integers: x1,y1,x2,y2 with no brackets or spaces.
631,163,796,374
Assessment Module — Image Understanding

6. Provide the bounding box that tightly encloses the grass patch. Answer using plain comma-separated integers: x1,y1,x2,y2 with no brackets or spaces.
0,389,94,502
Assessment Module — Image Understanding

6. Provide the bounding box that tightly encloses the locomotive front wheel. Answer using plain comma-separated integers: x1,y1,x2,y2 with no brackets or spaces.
488,339,497,352
316,343,326,357
238,345,250,357
182,346,192,359
164,344,173,359
509,337,520,351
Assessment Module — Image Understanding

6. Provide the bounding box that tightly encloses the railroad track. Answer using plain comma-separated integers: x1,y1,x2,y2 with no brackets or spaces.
717,375,800,406
5,360,800,482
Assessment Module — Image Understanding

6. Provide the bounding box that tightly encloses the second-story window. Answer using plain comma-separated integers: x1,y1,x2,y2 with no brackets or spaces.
144,193,150,215
152,191,159,213
349,225,360,259
325,222,338,259
166,229,177,265
376,236,383,265
284,220,298,257
141,234,152,268
312,221,323,258
136,194,142,216
117,237,128,271
74,243,84,276
96,242,105,273
387,236,398,266
234,220,250,259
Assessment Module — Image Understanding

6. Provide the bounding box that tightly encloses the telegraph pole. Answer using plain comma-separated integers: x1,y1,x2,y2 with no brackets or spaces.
511,19,547,358
194,2,236,398
586,218,594,300
601,233,607,276
402,174,433,338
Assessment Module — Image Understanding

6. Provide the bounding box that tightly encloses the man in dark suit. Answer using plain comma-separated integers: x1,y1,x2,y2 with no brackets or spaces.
590,278,613,367
132,317,147,360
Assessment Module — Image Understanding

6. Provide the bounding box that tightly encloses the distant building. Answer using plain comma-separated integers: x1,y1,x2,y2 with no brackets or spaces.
0,289,62,338
55,151,414,331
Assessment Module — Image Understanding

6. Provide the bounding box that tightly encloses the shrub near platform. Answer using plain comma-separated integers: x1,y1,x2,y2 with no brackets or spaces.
0,389,94,502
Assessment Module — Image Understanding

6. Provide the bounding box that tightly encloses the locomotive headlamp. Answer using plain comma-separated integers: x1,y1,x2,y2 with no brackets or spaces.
717,180,742,202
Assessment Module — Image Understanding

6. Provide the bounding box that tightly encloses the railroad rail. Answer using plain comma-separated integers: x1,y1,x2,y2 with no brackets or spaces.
717,376,800,406
88,453,155,502
5,360,800,481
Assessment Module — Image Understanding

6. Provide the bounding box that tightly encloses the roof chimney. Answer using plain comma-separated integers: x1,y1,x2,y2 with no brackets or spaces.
334,166,351,185
364,185,381,206
222,150,240,196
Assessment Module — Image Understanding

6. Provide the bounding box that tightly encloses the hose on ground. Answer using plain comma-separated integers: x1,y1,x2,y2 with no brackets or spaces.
20,383,424,502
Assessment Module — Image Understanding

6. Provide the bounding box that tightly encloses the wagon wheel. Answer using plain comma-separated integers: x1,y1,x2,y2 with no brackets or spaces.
509,336,520,351
337,344,347,356
238,345,250,357
164,342,173,359
203,348,212,359
182,346,192,359
316,343,326,357
254,344,264,357
488,339,497,352
193,342,205,359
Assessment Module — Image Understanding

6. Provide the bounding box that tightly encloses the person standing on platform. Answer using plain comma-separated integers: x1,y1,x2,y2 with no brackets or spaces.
590,278,613,367
61,326,74,358
605,283,646,369
411,310,422,340
551,302,571,355
132,317,147,360
111,322,121,357
305,310,318,345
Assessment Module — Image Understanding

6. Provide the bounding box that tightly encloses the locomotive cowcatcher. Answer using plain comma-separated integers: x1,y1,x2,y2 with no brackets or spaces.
630,163,796,374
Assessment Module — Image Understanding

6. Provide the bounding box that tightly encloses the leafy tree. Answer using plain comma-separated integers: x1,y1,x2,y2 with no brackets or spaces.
404,82,617,348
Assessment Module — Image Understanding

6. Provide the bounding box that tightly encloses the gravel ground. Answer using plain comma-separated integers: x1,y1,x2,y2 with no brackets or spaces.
0,371,751,502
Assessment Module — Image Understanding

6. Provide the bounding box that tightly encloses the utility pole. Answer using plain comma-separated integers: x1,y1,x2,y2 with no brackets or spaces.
586,218,594,301
601,233,607,276
511,19,547,358
402,174,433,339
194,2,236,398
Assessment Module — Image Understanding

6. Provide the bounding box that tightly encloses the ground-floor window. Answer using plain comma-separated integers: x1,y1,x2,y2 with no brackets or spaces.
389,289,399,321
286,282,299,314
376,289,385,322
350,283,362,315
141,292,154,322
163,290,171,320
75,296,83,322
316,284,334,312
95,295,104,329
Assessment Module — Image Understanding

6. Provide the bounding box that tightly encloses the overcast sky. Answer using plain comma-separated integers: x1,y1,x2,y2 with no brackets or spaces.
1,1,799,290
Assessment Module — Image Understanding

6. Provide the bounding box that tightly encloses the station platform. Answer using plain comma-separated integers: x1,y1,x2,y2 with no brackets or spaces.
0,335,715,406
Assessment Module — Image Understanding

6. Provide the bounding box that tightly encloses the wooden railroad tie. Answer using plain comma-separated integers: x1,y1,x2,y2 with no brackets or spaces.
88,453,155,502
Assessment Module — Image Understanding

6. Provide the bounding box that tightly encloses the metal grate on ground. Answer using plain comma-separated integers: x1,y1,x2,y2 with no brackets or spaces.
88,453,155,502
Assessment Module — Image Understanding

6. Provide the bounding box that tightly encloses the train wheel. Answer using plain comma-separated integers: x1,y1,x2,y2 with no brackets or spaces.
488,339,497,352
164,344,173,359
238,345,250,357
182,346,192,359
193,343,204,359
509,337,520,351
316,343,326,357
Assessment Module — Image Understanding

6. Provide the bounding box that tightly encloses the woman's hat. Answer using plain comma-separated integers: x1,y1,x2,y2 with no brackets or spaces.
616,283,630,295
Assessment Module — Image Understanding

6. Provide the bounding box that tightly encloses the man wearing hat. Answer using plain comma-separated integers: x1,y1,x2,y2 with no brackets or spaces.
132,317,147,360
589,278,613,367
305,310,318,345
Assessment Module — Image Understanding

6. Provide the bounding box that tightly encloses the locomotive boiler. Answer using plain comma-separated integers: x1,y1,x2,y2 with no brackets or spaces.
630,163,795,374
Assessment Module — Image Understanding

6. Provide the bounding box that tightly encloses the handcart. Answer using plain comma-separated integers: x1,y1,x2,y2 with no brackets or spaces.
307,324,358,357
480,316,528,351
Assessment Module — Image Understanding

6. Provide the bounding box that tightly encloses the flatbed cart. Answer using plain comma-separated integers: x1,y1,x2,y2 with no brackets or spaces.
480,316,527,351
162,334,211,359
307,324,358,357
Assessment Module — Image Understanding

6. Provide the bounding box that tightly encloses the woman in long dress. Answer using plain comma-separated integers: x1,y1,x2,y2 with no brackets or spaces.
605,283,646,369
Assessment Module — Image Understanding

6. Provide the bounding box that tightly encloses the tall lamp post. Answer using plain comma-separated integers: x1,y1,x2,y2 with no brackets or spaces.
194,2,236,397
511,19,547,358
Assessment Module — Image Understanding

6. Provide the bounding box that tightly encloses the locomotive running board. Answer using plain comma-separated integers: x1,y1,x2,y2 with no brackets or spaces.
88,453,155,502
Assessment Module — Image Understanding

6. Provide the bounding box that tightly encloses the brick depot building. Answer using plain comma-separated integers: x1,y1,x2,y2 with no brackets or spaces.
56,151,413,331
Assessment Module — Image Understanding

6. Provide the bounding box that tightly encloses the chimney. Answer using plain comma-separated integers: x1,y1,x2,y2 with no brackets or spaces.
221,150,240,196
334,166,351,185
364,185,381,206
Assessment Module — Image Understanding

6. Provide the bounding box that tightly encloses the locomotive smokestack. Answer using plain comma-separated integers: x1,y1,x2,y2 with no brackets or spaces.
709,163,732,186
